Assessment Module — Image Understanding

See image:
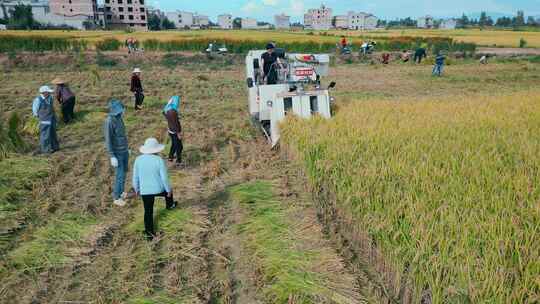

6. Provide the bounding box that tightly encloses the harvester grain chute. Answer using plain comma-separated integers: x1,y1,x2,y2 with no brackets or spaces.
246,49,335,147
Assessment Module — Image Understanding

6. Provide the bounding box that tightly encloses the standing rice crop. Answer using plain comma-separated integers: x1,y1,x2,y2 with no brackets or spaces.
281,92,540,303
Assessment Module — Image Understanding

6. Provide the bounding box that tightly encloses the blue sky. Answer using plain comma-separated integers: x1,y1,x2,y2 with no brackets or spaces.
147,0,540,22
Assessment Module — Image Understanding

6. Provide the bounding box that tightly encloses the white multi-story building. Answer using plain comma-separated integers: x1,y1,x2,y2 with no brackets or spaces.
241,17,257,29
274,13,290,29
104,0,148,31
193,14,209,28
417,15,434,28
440,19,457,29
334,15,348,29
347,11,378,30
218,14,233,29
304,4,332,30
0,0,97,29
166,10,193,29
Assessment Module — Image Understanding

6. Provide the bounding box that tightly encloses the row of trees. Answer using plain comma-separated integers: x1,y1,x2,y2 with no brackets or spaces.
378,11,539,29
0,4,94,30
0,4,38,29
147,13,176,31
460,11,537,27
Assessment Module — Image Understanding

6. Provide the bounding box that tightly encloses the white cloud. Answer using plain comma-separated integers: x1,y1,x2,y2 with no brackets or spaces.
242,1,261,13
262,0,279,6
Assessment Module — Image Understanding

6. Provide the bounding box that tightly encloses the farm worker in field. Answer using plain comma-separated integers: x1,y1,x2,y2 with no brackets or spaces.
401,50,411,63
340,36,347,48
480,55,489,64
132,138,178,240
414,47,427,63
262,43,278,85
163,96,183,166
126,38,135,54
52,78,76,124
360,41,368,55
104,100,130,207
432,52,446,77
382,53,390,64
32,85,60,154
131,68,144,110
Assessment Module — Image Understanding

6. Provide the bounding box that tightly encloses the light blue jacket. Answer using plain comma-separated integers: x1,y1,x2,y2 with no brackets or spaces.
132,154,171,195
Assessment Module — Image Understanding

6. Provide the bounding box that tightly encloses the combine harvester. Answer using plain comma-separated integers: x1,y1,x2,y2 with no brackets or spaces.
245,49,336,147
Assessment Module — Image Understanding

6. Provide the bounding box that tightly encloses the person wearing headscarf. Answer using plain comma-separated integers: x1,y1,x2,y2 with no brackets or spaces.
132,138,178,240
163,96,183,166
32,85,59,154
104,100,129,207
131,68,144,110
52,78,76,124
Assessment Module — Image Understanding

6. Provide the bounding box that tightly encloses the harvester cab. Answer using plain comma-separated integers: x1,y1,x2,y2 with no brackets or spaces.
246,49,334,147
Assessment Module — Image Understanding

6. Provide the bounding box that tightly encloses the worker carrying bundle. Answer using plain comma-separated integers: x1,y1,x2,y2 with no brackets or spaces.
32,85,60,154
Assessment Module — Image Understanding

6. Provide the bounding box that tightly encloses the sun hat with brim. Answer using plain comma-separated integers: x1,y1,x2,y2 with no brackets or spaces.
51,78,66,85
39,86,54,93
108,99,125,116
139,138,165,154
133,68,141,73
266,43,275,50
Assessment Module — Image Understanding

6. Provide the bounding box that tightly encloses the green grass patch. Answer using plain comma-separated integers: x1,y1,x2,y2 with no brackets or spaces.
128,294,195,304
126,200,191,236
8,213,97,271
0,156,50,248
229,181,343,303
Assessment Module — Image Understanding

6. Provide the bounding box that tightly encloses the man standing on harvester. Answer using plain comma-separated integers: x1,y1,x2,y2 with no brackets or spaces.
262,43,278,85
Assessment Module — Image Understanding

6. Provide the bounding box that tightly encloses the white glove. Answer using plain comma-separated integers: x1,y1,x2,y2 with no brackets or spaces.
110,157,119,168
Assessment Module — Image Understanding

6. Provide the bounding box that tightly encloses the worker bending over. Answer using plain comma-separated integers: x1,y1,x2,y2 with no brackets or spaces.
52,78,76,124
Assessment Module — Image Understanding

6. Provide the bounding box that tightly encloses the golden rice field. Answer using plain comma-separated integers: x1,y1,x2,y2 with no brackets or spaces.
2,28,540,47
281,91,540,303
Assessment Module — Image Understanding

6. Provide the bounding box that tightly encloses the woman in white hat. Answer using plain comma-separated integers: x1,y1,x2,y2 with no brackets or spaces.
130,68,144,110
32,85,59,153
132,137,177,239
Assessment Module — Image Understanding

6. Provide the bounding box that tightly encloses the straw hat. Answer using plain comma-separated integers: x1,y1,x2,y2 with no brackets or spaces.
139,138,165,154
51,78,66,85
133,68,141,73
39,85,54,93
